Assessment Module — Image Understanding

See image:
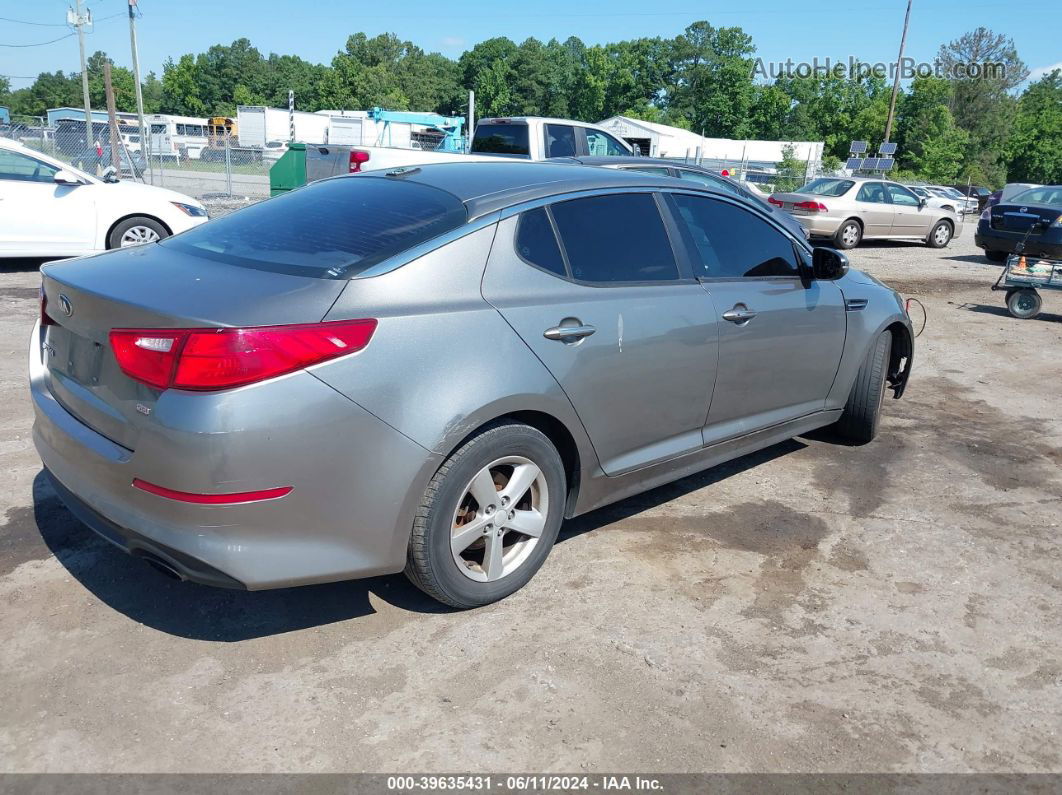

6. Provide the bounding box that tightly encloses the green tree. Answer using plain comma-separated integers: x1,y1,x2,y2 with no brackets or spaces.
86,51,138,113
667,22,755,137
774,144,807,192
161,54,207,115
1007,69,1062,183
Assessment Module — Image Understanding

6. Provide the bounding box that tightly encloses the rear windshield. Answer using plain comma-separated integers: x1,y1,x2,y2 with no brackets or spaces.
163,176,467,278
471,123,530,157
798,178,855,197
1009,186,1062,207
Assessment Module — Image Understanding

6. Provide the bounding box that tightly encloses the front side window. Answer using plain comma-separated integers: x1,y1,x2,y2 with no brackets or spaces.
585,130,628,156
0,149,60,183
515,207,566,277
670,194,799,279
544,124,577,158
549,193,679,283
799,178,854,197
856,182,887,203
164,176,467,279
886,183,920,206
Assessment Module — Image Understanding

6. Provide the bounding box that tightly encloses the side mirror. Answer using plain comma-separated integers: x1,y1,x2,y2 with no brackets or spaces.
53,169,82,186
918,197,928,208
101,165,119,183
812,247,849,280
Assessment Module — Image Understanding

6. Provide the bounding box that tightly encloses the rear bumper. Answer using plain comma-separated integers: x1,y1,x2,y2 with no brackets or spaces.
976,224,1062,257
795,215,841,238
29,321,440,590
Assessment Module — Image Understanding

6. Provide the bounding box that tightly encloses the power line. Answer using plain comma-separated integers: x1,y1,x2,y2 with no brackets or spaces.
0,15,67,27
0,33,75,48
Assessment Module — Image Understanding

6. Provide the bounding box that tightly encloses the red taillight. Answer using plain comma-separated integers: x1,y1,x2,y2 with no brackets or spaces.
768,196,784,207
40,287,57,326
349,149,370,173
794,200,828,212
109,319,377,392
132,478,292,504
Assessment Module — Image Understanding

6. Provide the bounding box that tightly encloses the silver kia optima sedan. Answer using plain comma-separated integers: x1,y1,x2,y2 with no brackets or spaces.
31,163,913,608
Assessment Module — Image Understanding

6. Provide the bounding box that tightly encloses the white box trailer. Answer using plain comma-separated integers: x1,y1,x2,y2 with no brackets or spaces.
237,105,329,148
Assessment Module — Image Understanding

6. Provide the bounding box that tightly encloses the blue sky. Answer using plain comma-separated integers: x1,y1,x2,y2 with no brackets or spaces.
3,0,1060,94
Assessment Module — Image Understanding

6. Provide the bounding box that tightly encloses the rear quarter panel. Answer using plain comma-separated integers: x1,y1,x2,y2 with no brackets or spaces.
314,224,599,472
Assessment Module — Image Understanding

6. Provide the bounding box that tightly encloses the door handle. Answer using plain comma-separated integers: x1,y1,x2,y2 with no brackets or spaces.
543,324,596,341
721,305,757,324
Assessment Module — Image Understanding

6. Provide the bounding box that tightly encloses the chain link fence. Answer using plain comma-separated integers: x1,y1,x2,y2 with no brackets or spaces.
1,117,271,204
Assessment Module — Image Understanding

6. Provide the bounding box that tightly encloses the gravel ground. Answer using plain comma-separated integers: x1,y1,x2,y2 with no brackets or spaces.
0,230,1060,774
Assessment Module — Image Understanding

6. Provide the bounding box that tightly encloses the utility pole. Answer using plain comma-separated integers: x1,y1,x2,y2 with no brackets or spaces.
103,61,120,173
127,0,151,183
883,0,912,144
467,90,474,152
69,0,94,156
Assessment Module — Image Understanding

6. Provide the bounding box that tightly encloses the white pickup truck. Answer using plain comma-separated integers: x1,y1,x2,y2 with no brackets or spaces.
347,116,636,174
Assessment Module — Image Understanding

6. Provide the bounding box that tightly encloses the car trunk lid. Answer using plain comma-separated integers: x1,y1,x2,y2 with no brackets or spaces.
990,203,1059,234
39,244,345,451
769,191,828,215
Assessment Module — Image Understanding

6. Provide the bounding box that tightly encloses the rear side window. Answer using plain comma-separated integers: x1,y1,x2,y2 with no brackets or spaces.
670,194,799,279
471,123,530,156
544,124,578,158
515,207,566,277
550,193,679,283
164,176,467,278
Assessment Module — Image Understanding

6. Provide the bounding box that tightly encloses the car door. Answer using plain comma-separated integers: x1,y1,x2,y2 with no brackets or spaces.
885,182,929,236
852,181,893,237
0,148,96,255
664,192,846,444
481,192,719,476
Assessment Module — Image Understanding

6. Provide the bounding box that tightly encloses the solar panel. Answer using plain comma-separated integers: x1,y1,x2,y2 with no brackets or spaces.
863,157,880,170
878,142,898,155
849,140,868,154
879,157,896,171
846,157,864,170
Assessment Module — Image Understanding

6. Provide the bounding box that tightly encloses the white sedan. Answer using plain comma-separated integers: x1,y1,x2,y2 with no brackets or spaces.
0,137,208,258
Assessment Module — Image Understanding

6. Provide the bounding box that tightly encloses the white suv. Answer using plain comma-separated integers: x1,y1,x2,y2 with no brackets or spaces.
0,137,208,258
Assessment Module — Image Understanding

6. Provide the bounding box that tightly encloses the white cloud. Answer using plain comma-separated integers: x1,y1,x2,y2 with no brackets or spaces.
1028,61,1062,81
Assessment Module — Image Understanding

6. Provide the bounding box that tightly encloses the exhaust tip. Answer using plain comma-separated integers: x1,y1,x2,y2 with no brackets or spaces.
137,553,184,582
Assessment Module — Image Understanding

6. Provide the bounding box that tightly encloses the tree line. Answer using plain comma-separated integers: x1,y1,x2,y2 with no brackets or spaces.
2,22,1059,185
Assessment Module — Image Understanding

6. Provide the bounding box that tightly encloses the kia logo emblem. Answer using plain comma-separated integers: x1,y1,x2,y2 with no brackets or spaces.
58,294,73,317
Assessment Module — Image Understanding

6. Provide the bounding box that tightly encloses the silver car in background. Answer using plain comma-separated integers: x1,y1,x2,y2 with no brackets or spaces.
770,176,962,250
31,163,913,608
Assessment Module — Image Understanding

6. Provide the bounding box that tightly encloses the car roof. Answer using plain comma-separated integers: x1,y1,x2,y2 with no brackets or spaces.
477,117,608,128
559,155,726,173
347,161,696,219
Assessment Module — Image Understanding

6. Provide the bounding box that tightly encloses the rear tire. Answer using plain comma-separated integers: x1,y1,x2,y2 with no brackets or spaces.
108,216,168,249
1007,289,1042,320
927,220,952,248
984,249,1008,263
834,330,892,444
405,422,566,609
833,219,862,249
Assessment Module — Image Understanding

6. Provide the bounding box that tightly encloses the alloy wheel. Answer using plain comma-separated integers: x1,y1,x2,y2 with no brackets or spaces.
450,456,549,582
120,226,161,247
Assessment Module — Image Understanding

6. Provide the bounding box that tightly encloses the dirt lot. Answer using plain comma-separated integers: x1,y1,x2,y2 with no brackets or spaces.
1,231,1060,773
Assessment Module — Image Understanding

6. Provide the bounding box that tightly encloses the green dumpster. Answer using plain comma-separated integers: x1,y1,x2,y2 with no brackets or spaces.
269,142,306,197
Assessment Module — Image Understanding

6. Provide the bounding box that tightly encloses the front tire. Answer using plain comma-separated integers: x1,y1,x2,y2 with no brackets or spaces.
927,220,952,248
834,219,862,249
405,422,566,608
108,216,168,249
834,330,892,444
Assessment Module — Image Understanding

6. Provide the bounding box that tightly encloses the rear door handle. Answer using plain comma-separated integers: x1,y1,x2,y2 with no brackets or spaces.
722,305,757,324
543,324,596,341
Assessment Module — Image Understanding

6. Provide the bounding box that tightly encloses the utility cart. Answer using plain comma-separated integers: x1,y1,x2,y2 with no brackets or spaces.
992,253,1062,319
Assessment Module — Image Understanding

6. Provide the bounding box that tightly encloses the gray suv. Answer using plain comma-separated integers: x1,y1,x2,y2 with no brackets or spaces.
31,163,913,608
